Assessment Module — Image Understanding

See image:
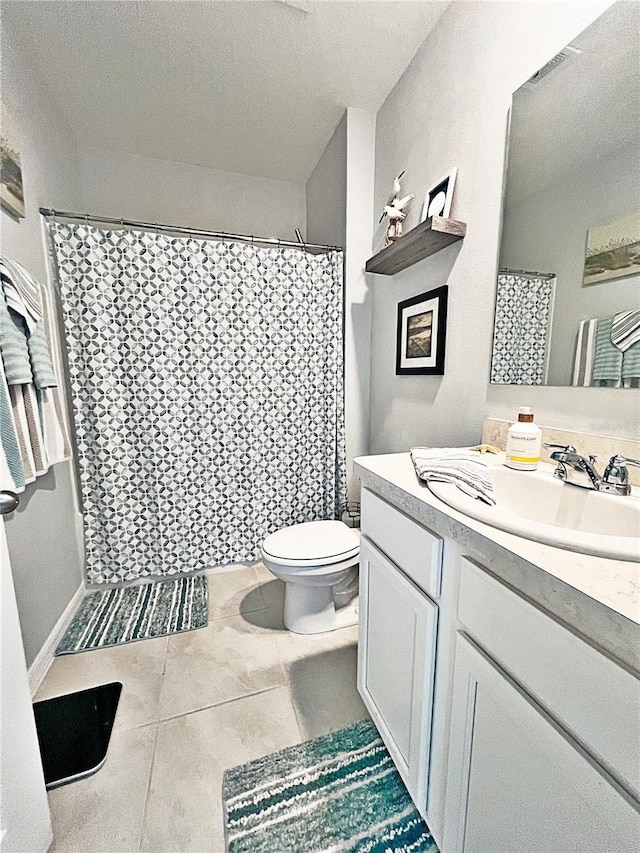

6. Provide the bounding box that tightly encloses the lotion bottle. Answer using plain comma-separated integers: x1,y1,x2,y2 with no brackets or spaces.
505,407,542,470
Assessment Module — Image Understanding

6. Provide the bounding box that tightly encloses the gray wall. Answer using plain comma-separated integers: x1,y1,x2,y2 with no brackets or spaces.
80,147,307,240
501,142,640,385
370,0,638,454
306,110,376,500
306,114,347,250
1,19,84,667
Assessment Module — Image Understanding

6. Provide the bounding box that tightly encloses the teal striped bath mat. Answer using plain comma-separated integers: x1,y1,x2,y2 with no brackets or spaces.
56,576,208,654
222,719,437,853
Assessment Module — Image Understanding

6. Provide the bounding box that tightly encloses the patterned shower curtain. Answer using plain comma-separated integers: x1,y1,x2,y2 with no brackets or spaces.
47,222,346,585
490,272,555,385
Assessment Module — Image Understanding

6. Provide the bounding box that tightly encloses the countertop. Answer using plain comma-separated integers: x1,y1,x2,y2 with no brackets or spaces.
354,453,640,674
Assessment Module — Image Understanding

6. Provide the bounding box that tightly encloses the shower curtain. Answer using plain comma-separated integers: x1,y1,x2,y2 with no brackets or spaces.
490,272,555,385
47,222,346,585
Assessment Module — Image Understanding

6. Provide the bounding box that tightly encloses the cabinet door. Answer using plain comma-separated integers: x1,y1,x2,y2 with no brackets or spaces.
444,634,640,853
358,536,438,813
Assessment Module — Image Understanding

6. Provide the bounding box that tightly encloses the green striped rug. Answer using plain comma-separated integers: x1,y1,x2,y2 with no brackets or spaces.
56,576,208,654
223,719,438,853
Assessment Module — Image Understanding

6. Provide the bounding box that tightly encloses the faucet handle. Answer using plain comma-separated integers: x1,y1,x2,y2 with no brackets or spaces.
601,455,640,496
612,455,640,468
543,443,576,453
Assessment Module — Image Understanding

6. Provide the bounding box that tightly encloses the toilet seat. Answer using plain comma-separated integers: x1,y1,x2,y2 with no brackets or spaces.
262,520,360,568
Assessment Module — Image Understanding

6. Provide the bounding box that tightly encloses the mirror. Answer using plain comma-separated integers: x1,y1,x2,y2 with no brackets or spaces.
491,1,639,388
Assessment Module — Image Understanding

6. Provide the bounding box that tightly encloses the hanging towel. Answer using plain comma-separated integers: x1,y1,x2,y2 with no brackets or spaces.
39,283,71,463
622,341,640,382
0,257,42,333
611,310,640,352
0,291,34,385
591,316,623,386
572,319,597,387
27,315,57,388
0,362,25,492
0,257,57,388
9,385,36,484
410,447,495,505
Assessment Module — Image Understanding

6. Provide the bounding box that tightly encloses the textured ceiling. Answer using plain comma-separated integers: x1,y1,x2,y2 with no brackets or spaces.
505,0,639,206
4,0,450,183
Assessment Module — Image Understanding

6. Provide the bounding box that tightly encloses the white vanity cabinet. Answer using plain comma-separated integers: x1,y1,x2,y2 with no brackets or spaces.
358,489,442,819
356,469,640,853
443,558,640,852
443,634,639,853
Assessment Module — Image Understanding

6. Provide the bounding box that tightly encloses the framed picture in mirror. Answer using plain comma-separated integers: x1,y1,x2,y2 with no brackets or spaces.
583,212,640,285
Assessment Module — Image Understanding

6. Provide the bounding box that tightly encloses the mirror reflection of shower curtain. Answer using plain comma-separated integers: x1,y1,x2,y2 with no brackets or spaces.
490,272,556,385
46,221,346,586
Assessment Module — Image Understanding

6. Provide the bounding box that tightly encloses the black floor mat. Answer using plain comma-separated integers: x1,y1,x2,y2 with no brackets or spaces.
33,682,122,789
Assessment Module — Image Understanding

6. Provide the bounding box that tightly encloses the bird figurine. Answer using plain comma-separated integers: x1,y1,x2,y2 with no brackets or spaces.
379,171,415,245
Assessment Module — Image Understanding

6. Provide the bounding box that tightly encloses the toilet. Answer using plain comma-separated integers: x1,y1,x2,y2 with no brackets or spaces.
261,520,360,634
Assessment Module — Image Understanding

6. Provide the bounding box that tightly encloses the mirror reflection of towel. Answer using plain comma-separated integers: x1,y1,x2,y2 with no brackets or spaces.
612,309,640,352
592,316,622,385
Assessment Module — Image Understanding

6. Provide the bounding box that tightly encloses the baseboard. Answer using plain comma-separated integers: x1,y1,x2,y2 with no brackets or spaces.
28,583,85,697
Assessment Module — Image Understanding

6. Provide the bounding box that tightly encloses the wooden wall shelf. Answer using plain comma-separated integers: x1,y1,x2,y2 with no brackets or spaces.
365,216,466,276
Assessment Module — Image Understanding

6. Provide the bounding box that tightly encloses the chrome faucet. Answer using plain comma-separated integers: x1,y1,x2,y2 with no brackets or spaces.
544,444,640,496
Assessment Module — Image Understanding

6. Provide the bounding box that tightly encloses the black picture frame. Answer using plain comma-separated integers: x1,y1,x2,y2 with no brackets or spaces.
396,285,448,375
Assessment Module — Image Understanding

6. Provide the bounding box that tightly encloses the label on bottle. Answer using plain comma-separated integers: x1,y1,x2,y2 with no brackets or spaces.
506,428,541,468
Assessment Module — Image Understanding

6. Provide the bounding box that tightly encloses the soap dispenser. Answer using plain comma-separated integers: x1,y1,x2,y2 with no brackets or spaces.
505,407,542,470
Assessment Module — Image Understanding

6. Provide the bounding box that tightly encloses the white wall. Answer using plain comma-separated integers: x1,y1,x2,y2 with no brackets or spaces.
344,109,376,498
502,142,639,385
0,19,84,668
80,147,306,240
369,0,638,454
306,114,347,250
306,110,376,501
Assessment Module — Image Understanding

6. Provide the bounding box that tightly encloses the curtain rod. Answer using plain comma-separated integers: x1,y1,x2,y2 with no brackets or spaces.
499,267,555,280
39,208,343,253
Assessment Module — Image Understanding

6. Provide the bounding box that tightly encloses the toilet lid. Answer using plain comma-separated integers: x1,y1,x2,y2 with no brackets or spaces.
262,521,360,566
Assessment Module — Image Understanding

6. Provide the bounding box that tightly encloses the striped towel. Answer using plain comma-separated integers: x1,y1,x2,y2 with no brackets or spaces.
38,283,71,464
0,257,42,333
572,319,597,387
0,361,25,492
591,316,622,386
0,257,57,389
410,447,495,505
611,310,640,352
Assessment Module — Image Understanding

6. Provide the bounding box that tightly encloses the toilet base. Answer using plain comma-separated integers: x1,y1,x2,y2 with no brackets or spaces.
283,582,358,635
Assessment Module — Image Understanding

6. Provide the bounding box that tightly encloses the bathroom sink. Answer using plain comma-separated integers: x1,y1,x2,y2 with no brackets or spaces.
427,458,640,562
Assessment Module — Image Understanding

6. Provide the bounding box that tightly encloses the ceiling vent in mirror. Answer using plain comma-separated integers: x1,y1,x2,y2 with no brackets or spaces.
526,45,581,85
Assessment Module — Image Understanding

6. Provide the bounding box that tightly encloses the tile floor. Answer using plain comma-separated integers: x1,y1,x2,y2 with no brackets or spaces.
35,564,368,852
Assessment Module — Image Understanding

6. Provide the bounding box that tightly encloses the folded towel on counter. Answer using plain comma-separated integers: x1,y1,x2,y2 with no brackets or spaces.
591,316,623,386
410,447,495,505
0,257,42,333
611,310,640,352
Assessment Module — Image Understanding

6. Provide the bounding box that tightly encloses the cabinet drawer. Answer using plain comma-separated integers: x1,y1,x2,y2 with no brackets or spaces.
361,488,442,599
458,556,640,801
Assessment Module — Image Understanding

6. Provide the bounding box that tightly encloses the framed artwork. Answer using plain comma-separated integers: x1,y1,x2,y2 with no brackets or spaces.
583,211,640,284
0,132,25,219
421,168,457,222
396,285,448,375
